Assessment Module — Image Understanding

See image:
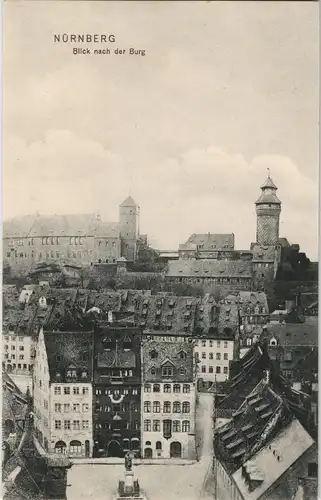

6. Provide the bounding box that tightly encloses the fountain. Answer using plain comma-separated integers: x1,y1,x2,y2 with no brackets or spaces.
115,452,146,500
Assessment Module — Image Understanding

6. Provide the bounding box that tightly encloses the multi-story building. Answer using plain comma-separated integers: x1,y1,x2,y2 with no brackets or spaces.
178,233,235,260
3,196,140,273
33,328,94,457
93,325,141,458
194,335,234,383
141,339,196,459
3,332,33,375
166,259,253,291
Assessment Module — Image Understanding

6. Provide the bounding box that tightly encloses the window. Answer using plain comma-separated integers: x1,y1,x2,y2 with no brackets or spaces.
82,421,89,429
55,420,62,430
173,384,181,393
64,420,70,430
19,346,24,351
144,402,151,413
223,367,228,374
179,351,186,360
54,387,61,395
308,463,317,478
11,346,15,350
202,352,206,359
153,401,160,413
164,384,171,393
224,353,228,360
64,404,70,413
216,353,221,360
153,420,160,432
144,420,151,431
19,355,24,360
216,366,221,374
73,387,80,395
156,440,162,450
224,341,228,348
183,384,190,393
201,366,206,373
163,401,171,413
182,402,190,413
69,440,82,455
151,367,156,375
11,354,15,360
202,340,206,347
209,353,213,360
73,420,80,430
217,341,221,348
209,366,213,373
81,371,88,379
145,384,151,393
209,340,213,347
82,387,89,396
64,387,70,395
153,384,160,393
54,403,61,413
182,421,190,432
162,365,173,377
73,403,80,412
82,404,89,412
173,401,181,413
173,420,181,432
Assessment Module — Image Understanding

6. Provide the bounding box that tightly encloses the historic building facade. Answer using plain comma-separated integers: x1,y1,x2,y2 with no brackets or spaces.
93,325,141,458
33,329,94,457
141,339,196,459
3,196,140,272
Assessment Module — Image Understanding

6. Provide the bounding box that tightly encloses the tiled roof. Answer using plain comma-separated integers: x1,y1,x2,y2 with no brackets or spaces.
250,244,277,262
255,193,281,205
3,214,120,238
185,233,234,250
215,379,290,474
142,340,194,382
194,294,218,335
232,419,314,500
166,259,252,278
97,350,136,368
43,330,94,382
217,303,239,337
264,322,318,347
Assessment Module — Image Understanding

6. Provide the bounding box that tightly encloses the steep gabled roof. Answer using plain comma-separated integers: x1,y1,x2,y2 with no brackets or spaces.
120,196,138,207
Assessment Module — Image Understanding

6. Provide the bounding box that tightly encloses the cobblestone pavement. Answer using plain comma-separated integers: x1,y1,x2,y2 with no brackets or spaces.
67,393,215,500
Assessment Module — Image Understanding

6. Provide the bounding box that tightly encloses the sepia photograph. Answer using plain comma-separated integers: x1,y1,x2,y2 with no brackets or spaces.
2,2,319,500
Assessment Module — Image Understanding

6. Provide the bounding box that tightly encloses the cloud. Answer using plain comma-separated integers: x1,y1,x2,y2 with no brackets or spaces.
3,130,318,259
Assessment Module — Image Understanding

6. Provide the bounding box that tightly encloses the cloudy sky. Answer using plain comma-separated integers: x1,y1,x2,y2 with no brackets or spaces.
3,1,319,259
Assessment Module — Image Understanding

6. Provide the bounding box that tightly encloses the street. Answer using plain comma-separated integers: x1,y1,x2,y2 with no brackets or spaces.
67,393,215,500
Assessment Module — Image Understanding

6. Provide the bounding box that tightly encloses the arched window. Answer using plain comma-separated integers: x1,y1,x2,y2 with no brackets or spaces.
163,401,171,413
144,384,151,392
173,384,181,393
151,367,156,375
144,402,151,413
173,401,181,413
70,237,74,245
156,441,162,450
153,384,160,392
182,402,190,413
153,401,160,413
69,440,82,455
183,384,190,393
164,384,171,393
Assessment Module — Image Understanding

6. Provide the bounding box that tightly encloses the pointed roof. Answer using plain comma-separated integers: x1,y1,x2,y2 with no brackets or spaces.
120,196,138,207
260,176,277,190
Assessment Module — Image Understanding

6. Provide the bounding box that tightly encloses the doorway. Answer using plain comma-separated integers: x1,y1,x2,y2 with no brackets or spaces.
170,441,182,458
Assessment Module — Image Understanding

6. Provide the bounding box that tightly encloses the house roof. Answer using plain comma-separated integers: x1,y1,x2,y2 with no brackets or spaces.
217,303,239,337
185,233,235,250
215,379,289,474
250,244,277,262
3,214,120,238
142,340,194,382
97,350,136,368
166,259,252,278
232,419,314,500
264,322,318,347
43,330,94,382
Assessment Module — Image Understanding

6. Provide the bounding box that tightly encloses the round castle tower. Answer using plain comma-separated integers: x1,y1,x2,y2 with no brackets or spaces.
255,175,281,246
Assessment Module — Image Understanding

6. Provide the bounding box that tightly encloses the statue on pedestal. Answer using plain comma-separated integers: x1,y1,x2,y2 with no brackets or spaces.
125,452,133,472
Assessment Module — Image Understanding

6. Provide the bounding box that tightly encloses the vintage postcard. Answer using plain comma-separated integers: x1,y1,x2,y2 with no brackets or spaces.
2,2,319,500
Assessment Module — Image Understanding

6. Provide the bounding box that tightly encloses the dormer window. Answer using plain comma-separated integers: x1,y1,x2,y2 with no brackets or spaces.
81,370,88,379
162,365,173,377
56,372,61,379
123,336,132,351
102,337,112,350
178,351,186,360
150,350,158,359
269,337,278,347
56,354,62,362
151,367,156,375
